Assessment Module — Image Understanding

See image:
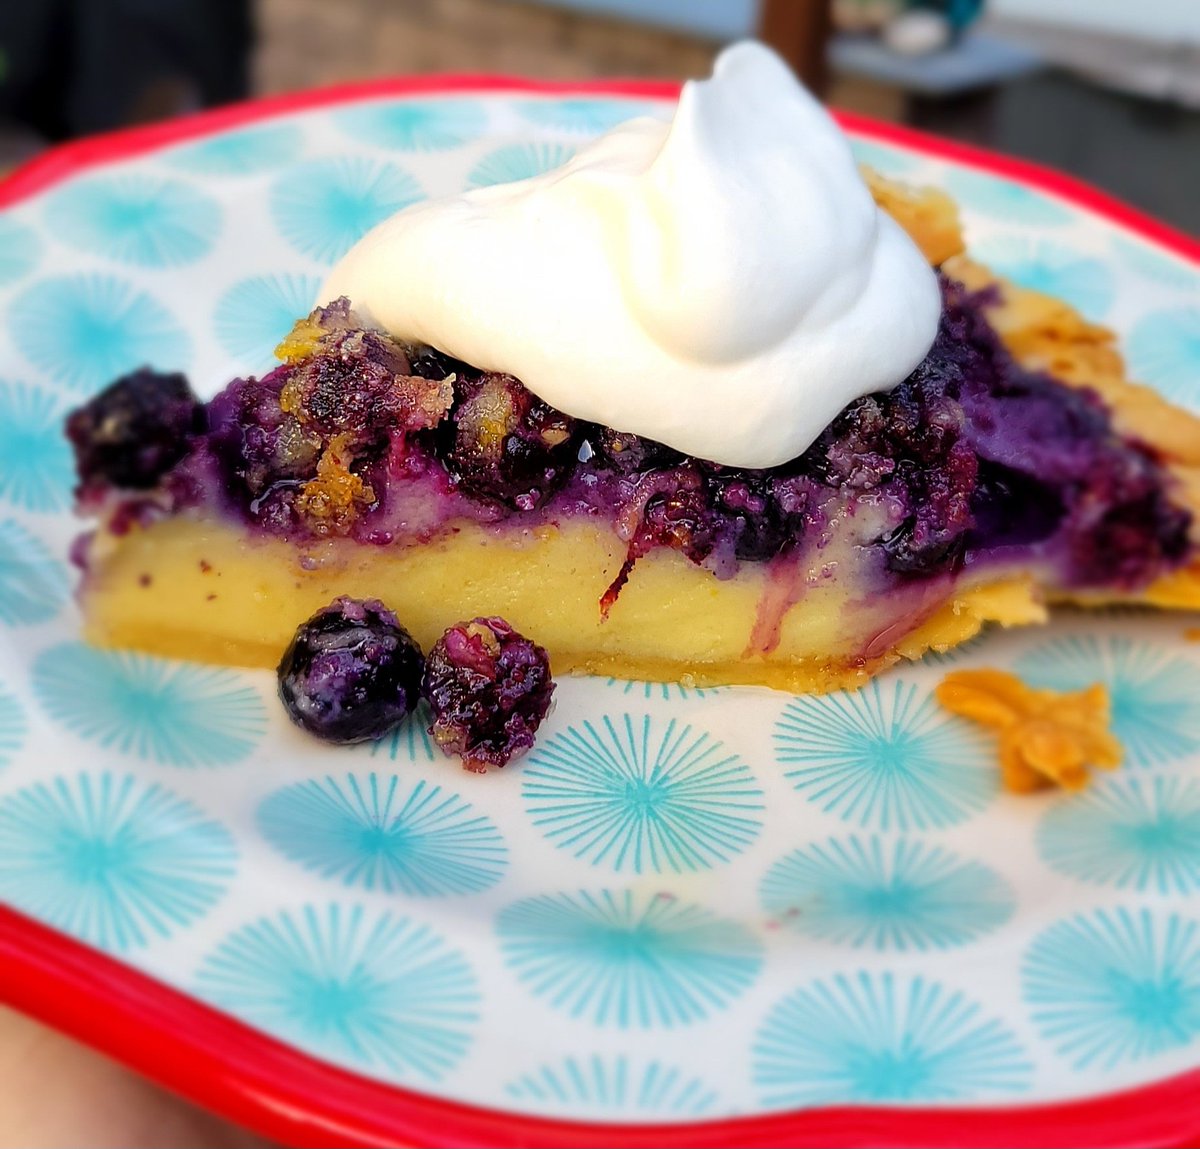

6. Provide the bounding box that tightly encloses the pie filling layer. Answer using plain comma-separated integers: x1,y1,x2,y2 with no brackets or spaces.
71,264,1198,690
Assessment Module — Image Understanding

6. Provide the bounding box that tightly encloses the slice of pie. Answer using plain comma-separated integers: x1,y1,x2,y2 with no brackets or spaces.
67,168,1200,694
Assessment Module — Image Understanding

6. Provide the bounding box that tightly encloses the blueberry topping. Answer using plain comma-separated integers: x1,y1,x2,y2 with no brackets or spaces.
442,371,578,510
66,368,202,497
277,596,425,744
76,280,1193,600
422,617,554,770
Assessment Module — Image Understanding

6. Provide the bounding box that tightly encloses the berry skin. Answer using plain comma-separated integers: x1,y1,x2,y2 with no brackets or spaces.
423,617,555,771
278,597,424,744
66,368,202,496
442,372,578,511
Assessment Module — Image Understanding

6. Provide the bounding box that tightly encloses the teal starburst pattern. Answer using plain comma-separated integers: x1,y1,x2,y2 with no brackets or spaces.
0,380,73,512
1111,235,1197,292
466,143,576,189
212,272,323,372
754,972,1031,1107
367,701,436,762
1015,635,1200,768
848,138,920,176
196,902,478,1081
942,167,1073,225
0,771,236,951
505,1054,721,1118
1038,776,1200,893
759,835,1014,951
337,99,488,151
603,678,713,701
43,174,222,268
166,123,304,175
513,98,657,134
970,235,1115,319
9,273,189,393
522,714,763,873
1024,907,1200,1070
497,888,762,1028
256,773,507,896
32,643,265,767
775,679,995,830
1128,307,1200,407
0,217,40,285
0,687,27,769
269,156,425,265
0,520,69,627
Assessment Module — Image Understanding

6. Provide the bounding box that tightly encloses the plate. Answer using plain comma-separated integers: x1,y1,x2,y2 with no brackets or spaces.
1,75,1199,1149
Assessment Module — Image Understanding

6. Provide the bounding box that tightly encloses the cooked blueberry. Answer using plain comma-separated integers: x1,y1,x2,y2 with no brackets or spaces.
588,427,683,474
278,596,424,744
422,617,554,770
408,346,464,381
66,368,202,495
441,373,578,510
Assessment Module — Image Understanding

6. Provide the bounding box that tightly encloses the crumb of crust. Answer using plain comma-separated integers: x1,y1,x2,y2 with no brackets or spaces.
935,668,1122,793
1186,627,1200,642
863,166,964,266
296,433,376,535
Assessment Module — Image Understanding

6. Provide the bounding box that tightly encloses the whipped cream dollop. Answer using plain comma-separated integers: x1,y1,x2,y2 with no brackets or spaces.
321,41,941,468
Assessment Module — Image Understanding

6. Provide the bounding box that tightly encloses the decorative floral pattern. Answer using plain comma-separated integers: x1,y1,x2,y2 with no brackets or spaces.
0,519,69,627
256,774,507,896
969,236,1115,319
760,835,1014,951
32,643,265,767
0,218,40,285
466,142,576,188
0,88,1197,1126
367,701,437,762
603,678,713,701
337,99,488,151
166,123,304,175
1024,907,1200,1070
514,98,659,133
0,381,73,512
1128,307,1200,406
943,168,1073,226
522,715,763,873
753,972,1031,1107
269,157,424,265
1110,235,1197,291
213,272,323,371
0,687,27,769
505,1055,720,1117
1038,776,1200,894
497,889,763,1027
1015,636,1200,769
8,274,189,393
0,772,236,951
44,175,222,268
196,903,478,1081
776,679,996,830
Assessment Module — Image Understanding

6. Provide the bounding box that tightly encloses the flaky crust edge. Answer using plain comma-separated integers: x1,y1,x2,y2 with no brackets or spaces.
867,167,1200,610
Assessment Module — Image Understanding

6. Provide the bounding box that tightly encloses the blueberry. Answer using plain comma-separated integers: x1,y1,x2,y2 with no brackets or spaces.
422,617,554,770
278,597,424,744
66,368,202,495
441,373,578,510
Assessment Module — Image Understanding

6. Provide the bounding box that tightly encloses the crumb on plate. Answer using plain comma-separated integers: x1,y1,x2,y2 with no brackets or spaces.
935,668,1122,793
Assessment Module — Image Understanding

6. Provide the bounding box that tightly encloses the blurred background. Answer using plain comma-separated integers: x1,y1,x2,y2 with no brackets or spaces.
0,0,1196,228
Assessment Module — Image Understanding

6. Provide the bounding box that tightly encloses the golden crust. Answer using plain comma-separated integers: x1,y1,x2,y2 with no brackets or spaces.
862,167,966,266
869,168,1200,612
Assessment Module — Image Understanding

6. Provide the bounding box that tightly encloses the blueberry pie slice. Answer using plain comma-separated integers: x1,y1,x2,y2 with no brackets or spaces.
66,51,1200,693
